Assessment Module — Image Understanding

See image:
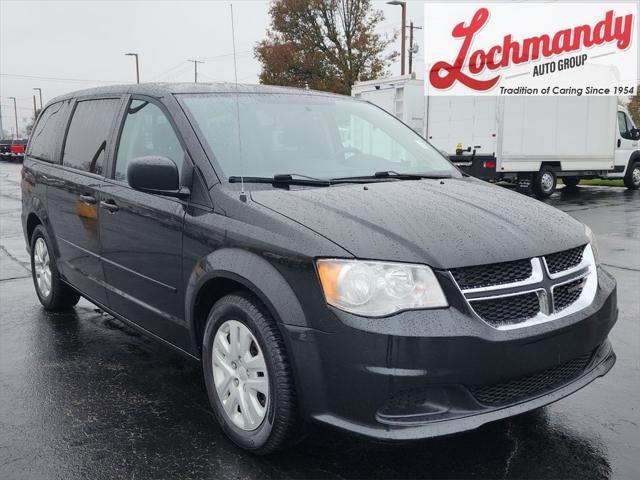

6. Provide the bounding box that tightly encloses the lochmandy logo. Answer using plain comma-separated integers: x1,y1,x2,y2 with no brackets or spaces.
429,7,635,92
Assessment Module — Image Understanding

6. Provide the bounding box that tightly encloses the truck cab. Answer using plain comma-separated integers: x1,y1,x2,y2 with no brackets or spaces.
604,106,640,181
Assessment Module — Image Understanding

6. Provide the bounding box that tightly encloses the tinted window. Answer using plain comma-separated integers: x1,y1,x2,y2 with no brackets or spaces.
115,100,184,182
27,101,69,162
62,99,120,174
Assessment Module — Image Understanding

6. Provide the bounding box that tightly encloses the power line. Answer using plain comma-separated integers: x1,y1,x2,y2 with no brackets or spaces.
198,49,252,61
157,63,194,83
1,73,127,84
148,61,189,81
1,104,34,112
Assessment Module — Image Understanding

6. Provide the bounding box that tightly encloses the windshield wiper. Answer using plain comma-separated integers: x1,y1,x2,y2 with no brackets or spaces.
374,170,452,179
331,171,452,183
228,174,332,187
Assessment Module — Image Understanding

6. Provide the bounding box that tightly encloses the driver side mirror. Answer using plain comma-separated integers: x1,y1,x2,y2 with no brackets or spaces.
631,128,640,140
127,155,189,198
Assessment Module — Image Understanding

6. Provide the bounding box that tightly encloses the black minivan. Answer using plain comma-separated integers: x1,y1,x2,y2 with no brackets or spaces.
21,84,617,453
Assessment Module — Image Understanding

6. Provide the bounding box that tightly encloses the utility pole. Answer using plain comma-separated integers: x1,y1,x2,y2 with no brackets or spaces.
387,1,407,75
408,22,422,75
125,52,140,83
188,59,205,83
33,87,43,109
8,97,18,138
33,95,38,117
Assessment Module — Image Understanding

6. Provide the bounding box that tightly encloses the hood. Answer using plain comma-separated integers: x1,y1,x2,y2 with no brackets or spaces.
250,178,587,269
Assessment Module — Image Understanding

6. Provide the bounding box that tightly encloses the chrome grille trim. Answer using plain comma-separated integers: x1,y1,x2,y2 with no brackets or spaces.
459,258,543,294
543,251,587,279
543,245,585,277
451,245,597,331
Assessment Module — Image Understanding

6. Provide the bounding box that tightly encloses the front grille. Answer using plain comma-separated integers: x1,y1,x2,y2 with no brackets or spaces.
470,352,593,406
470,292,540,328
553,278,585,311
450,259,532,290
544,245,585,274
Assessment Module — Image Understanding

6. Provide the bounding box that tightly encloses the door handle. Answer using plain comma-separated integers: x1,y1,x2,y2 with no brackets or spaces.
100,199,119,213
617,139,621,148
79,194,97,205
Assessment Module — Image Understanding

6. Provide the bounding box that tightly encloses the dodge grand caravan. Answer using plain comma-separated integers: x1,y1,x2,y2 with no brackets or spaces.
21,84,617,453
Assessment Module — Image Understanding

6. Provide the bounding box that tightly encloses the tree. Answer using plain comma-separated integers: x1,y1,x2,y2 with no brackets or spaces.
24,110,41,137
255,0,398,95
627,85,640,127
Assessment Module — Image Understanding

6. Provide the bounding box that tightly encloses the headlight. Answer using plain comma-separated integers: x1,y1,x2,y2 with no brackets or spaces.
316,259,448,317
584,224,601,266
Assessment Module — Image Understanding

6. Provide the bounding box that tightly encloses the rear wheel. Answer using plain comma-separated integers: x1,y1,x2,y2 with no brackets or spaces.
562,177,580,188
30,225,80,310
624,161,640,189
202,292,301,454
532,166,557,198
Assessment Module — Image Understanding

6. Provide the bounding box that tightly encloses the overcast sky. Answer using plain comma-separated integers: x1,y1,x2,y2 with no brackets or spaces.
0,0,426,136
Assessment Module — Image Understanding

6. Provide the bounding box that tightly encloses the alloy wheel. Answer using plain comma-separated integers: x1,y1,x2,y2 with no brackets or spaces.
212,319,269,431
33,237,52,298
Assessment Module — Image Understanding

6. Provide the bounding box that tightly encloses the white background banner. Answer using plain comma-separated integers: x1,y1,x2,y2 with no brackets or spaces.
424,2,639,96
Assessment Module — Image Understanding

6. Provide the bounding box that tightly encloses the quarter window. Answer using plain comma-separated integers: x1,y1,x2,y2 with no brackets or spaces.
27,101,69,162
115,100,184,182
62,99,120,174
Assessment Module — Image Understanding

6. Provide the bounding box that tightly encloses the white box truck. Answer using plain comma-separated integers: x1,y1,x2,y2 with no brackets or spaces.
352,76,640,198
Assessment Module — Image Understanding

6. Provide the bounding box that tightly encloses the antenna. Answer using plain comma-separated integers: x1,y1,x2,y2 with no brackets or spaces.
230,3,246,201
231,4,239,86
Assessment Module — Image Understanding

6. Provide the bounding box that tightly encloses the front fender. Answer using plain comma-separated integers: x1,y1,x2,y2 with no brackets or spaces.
184,247,309,351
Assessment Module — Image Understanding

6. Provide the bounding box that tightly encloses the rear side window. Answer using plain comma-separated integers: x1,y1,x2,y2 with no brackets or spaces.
27,101,69,162
62,98,121,174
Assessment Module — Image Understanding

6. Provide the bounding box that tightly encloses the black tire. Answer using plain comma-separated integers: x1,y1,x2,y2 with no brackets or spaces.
623,161,640,190
562,177,580,188
532,166,557,198
30,225,80,310
202,292,301,454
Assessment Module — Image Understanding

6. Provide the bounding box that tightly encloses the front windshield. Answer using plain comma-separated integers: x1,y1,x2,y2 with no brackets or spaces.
180,93,458,180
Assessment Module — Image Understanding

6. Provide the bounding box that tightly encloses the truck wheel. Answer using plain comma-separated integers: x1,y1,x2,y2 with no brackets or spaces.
624,162,640,190
562,177,580,188
30,225,80,310
202,292,301,454
532,167,557,198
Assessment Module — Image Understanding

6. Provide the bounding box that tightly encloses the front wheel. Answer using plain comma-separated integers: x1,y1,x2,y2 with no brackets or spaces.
202,292,301,454
532,167,557,198
624,162,640,190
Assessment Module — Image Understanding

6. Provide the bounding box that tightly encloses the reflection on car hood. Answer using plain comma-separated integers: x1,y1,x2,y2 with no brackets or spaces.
250,178,587,270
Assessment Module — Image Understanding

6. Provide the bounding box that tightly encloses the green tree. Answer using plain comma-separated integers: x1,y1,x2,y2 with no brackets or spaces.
255,0,398,95
627,85,640,126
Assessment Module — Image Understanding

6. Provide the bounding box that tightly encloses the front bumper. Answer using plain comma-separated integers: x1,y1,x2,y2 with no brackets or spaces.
283,268,617,440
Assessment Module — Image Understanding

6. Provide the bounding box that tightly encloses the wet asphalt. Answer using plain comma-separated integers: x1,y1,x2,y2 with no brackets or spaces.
0,160,638,480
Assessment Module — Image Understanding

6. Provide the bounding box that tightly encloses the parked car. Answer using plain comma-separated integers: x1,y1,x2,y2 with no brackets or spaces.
0,139,11,159
0,138,27,162
353,75,640,197
21,84,617,454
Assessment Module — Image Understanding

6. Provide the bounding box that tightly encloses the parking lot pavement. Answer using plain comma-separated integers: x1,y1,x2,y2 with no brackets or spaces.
1,160,638,480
